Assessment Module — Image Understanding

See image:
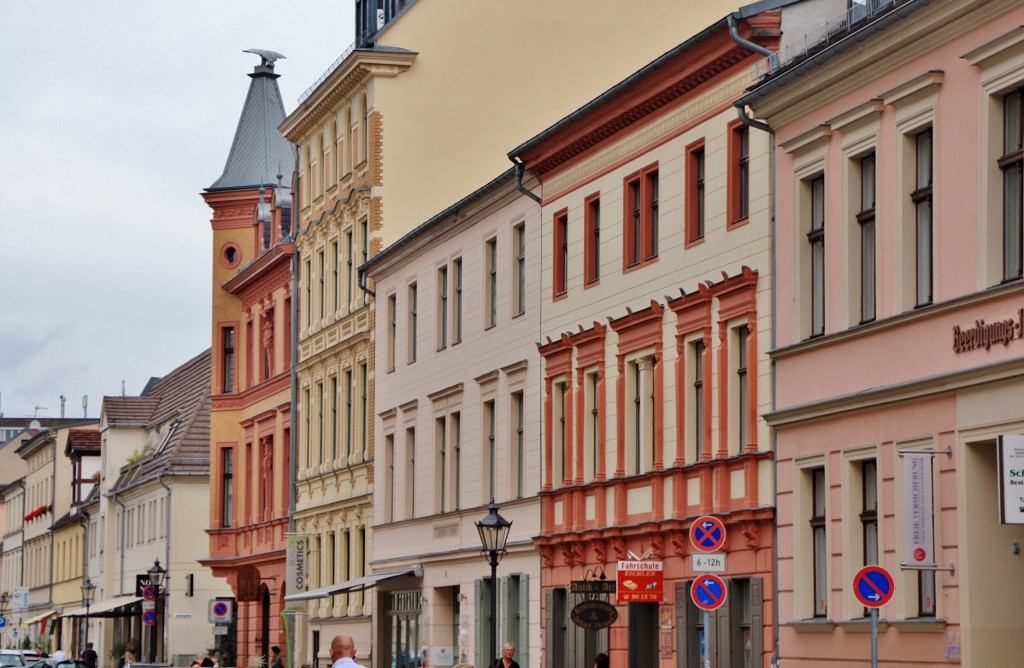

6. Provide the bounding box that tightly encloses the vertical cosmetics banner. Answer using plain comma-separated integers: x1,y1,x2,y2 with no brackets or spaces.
285,533,309,612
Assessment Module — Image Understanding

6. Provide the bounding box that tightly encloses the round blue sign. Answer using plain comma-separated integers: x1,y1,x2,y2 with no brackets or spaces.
690,574,728,611
213,602,229,617
142,610,157,626
853,565,895,608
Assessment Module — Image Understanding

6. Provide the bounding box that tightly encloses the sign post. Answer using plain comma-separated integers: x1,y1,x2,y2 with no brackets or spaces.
690,575,727,668
853,565,895,668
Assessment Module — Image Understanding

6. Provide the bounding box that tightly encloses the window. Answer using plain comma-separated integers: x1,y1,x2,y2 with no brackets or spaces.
361,218,370,305
384,433,395,523
858,154,877,323
1002,87,1023,281
913,130,934,306
408,283,418,363
453,258,463,343
513,222,526,315
344,369,354,459
692,340,706,461
318,250,326,321
510,392,524,498
729,122,750,225
322,130,330,191
317,381,325,463
405,427,416,519
584,194,601,285
861,460,878,567
585,370,600,481
346,230,355,309
331,376,339,461
360,362,368,458
336,115,345,181
452,412,462,510
624,165,659,268
808,175,826,336
552,381,567,487
436,412,461,513
332,240,340,313
387,294,397,371
553,209,569,298
483,399,496,501
437,265,449,350
735,325,750,452
221,325,235,393
486,238,498,327
361,93,369,163
221,448,233,527
627,357,655,475
304,259,312,329
687,141,706,243
811,467,827,617
304,389,311,468
436,417,448,513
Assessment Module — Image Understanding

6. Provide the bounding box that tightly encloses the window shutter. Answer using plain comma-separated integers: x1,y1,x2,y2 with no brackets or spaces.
475,579,485,668
545,588,555,668
675,581,690,668
714,582,730,666
518,574,530,668
751,577,764,663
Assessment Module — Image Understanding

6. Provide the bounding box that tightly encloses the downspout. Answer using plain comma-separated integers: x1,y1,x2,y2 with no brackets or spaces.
286,158,300,668
729,14,781,668
17,479,26,599
510,157,542,204
357,263,375,299
157,474,172,665
112,492,127,596
49,438,56,612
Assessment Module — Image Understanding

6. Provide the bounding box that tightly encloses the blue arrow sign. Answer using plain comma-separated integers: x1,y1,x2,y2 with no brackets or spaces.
690,574,728,611
0,617,6,628
853,565,894,608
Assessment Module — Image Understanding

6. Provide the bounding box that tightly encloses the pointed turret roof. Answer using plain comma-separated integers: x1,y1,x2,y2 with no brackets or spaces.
207,51,296,192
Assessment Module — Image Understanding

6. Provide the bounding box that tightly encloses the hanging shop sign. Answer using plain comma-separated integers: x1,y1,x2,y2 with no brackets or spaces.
570,600,618,630
616,560,664,603
901,451,935,567
285,533,309,612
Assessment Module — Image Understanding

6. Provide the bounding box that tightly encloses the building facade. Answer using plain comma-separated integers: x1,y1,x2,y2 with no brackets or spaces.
506,3,826,665
363,171,543,668
739,0,1024,665
201,52,297,668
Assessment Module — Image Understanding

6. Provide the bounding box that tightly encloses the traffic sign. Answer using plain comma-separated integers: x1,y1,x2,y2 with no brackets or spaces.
209,599,232,624
691,552,727,573
853,565,895,608
689,516,727,552
690,574,728,611
142,610,157,626
0,617,6,628
10,626,21,641
142,585,157,602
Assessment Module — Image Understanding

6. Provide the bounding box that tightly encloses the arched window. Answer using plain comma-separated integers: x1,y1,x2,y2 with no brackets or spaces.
361,93,369,164
344,106,353,175
317,132,325,195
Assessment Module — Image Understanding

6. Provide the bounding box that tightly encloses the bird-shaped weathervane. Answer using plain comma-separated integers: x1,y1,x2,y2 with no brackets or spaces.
243,49,286,67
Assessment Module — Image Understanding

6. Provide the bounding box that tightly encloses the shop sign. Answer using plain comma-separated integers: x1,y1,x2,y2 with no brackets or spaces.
901,451,935,567
616,560,663,603
570,600,618,630
999,434,1024,524
285,533,309,611
236,565,261,602
951,309,1024,353
569,580,616,594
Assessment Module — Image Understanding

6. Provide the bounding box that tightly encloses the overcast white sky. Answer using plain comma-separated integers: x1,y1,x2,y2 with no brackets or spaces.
0,2,354,419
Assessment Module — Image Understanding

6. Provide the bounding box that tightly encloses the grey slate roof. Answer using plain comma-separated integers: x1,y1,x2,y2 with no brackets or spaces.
207,59,296,192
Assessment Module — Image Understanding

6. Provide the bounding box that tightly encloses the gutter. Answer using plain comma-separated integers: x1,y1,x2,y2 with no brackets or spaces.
157,473,172,664
511,158,541,204
111,491,127,596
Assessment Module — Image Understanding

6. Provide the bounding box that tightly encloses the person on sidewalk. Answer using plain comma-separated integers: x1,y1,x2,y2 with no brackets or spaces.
328,634,364,668
493,643,520,668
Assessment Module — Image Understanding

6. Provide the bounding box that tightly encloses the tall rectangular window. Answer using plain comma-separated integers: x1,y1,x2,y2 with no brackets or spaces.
687,142,705,243
553,210,568,298
436,417,448,513
330,376,339,461
359,362,368,457
346,231,355,308
437,265,449,350
510,391,524,499
913,130,933,306
553,382,566,487
693,340,705,460
809,175,826,336
586,371,600,481
405,427,416,520
624,165,659,268
729,122,750,224
360,218,369,305
486,238,498,326
584,194,601,285
861,460,878,567
384,434,395,522
811,467,828,617
332,240,340,313
387,294,397,371
858,154,877,323
304,259,312,327
408,282,418,363
318,249,326,321
345,369,354,459
513,222,526,315
484,400,496,501
452,412,462,510
453,258,463,343
221,326,235,393
317,381,325,463
1002,87,1023,280
735,325,749,452
221,448,233,528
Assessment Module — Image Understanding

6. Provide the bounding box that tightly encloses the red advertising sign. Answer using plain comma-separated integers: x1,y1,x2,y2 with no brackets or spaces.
616,560,664,603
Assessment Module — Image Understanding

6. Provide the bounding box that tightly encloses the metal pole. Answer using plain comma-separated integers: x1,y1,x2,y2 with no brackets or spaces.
703,609,711,668
490,554,498,668
870,607,878,668
84,602,90,661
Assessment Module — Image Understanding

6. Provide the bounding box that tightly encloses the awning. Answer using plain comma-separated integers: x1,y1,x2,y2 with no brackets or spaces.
20,610,56,626
284,566,422,602
62,596,142,618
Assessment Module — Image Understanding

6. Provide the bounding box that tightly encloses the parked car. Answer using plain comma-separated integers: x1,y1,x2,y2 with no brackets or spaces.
28,660,88,668
0,650,27,668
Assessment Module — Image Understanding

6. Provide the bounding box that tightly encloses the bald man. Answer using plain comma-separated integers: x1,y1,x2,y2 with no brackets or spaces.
328,634,364,668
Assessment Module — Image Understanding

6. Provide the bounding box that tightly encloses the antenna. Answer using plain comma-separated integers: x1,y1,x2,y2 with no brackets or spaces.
82,395,88,418
34,405,49,418
0,391,4,418
60,395,66,419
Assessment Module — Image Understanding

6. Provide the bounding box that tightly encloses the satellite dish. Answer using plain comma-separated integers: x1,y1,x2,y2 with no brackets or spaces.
29,420,41,430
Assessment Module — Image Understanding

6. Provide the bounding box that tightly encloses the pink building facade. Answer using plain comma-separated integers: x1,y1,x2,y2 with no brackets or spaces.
740,0,1024,665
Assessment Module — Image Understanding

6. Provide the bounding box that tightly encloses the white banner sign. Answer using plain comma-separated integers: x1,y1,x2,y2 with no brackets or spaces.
999,435,1024,524
285,533,309,612
12,588,28,611
902,451,935,566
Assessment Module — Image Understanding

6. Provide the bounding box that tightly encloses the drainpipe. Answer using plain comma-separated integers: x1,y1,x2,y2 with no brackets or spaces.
112,492,127,597
157,474,172,665
510,158,542,204
729,15,781,668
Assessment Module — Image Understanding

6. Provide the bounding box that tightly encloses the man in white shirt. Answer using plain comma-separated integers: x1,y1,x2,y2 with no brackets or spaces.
51,649,67,662
329,634,364,668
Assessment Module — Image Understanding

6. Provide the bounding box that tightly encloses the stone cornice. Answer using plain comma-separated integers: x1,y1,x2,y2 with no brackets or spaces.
211,373,290,412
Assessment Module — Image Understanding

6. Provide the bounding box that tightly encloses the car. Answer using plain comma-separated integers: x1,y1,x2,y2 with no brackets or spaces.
28,660,88,668
0,650,26,668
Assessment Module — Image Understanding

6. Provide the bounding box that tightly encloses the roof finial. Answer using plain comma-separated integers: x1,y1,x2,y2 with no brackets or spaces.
243,49,286,67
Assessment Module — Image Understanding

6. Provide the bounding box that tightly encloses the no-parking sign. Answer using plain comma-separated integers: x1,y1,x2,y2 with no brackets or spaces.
209,599,233,624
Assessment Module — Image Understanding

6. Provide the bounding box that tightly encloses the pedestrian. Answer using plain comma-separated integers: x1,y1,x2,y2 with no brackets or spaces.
200,657,214,667
593,652,609,668
124,644,138,665
328,633,364,668
52,649,67,662
270,646,283,668
493,643,520,668
81,642,98,668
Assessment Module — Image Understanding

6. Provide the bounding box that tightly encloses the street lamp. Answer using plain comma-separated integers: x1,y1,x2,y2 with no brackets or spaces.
476,502,512,668
147,559,167,663
80,578,96,658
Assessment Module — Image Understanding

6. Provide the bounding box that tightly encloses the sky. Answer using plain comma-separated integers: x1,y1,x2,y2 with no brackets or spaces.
0,2,355,419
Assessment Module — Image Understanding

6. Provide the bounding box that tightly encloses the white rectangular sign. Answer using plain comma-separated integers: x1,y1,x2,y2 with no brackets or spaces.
691,552,727,573
213,626,229,636
902,451,935,566
12,588,28,610
999,435,1024,524
285,533,309,612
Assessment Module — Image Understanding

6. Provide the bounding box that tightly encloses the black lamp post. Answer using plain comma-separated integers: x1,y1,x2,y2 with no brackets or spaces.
476,502,512,668
147,559,167,663
80,578,96,658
